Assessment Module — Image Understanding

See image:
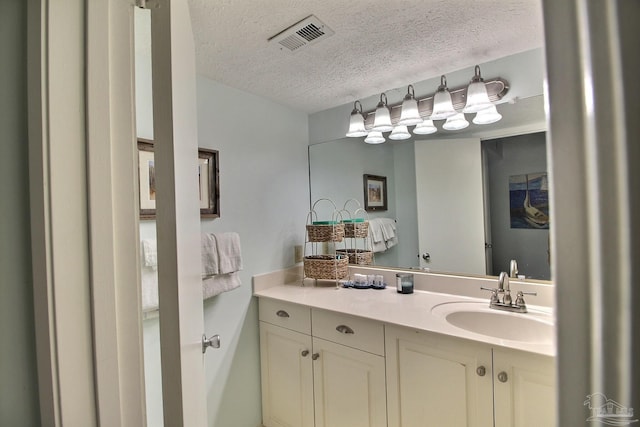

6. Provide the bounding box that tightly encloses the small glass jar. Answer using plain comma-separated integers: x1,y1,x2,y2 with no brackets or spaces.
396,273,414,294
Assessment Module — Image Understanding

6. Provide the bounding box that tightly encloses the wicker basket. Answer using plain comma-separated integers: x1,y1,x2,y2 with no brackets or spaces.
306,223,345,242
336,249,374,265
304,255,349,280
343,221,369,238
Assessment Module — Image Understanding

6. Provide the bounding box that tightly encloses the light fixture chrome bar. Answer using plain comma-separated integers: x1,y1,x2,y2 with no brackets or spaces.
362,77,509,128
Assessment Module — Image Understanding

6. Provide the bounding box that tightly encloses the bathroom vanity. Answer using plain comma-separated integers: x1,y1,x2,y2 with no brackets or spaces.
254,267,556,427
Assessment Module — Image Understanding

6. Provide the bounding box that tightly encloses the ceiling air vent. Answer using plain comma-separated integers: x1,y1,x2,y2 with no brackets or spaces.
268,15,335,53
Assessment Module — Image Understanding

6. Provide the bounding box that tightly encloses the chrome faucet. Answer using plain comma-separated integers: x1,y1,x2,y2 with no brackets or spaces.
509,259,518,278
481,271,536,313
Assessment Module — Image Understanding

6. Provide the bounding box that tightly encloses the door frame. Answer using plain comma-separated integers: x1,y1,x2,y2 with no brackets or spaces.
28,0,145,425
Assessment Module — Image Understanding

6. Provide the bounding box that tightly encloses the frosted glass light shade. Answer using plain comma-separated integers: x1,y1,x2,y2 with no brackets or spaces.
472,105,502,124
398,86,422,126
372,93,393,132
442,112,469,130
389,125,411,140
372,105,393,132
413,119,438,135
346,111,368,137
430,88,457,120
364,131,385,144
463,81,493,113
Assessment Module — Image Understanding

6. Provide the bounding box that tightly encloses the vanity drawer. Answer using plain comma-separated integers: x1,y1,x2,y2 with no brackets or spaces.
259,298,311,335
311,308,384,356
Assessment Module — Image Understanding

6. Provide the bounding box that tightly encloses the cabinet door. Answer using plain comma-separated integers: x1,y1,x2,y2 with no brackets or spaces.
386,326,493,427
493,348,556,427
260,322,314,427
312,337,387,427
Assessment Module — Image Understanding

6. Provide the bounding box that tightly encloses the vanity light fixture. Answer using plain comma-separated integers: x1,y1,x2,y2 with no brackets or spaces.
430,76,457,120
364,131,385,144
398,85,423,126
389,125,411,140
345,65,509,143
463,65,493,113
372,93,393,132
345,100,368,137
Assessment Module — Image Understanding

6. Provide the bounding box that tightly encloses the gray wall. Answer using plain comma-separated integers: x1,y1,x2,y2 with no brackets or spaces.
137,73,310,426
0,0,41,425
484,132,550,279
309,138,400,266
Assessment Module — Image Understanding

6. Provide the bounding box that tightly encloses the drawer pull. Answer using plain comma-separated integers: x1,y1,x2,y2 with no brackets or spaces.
497,371,509,383
476,366,486,377
336,324,355,335
312,353,320,361
301,350,309,357
276,310,290,318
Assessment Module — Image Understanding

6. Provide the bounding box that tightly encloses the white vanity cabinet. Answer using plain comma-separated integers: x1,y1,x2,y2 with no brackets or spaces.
385,325,556,427
492,348,556,427
259,298,387,427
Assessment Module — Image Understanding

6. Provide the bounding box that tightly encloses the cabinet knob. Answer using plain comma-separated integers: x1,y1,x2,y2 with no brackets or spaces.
312,353,320,361
301,350,309,357
497,371,509,383
335,324,355,334
276,310,290,318
476,366,486,377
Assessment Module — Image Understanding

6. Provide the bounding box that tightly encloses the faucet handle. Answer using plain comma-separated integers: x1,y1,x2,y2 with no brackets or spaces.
515,290,537,306
480,287,500,304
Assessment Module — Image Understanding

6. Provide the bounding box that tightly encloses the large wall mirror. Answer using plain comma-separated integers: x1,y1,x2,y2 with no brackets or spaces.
308,50,551,281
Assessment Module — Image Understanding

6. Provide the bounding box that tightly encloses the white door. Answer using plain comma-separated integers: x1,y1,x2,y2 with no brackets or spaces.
149,0,207,425
385,326,494,427
493,349,556,427
414,138,487,275
312,338,387,427
259,323,314,427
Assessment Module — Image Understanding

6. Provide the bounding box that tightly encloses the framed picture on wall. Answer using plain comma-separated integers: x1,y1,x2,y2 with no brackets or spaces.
137,139,156,220
363,174,388,211
198,148,220,219
137,139,220,219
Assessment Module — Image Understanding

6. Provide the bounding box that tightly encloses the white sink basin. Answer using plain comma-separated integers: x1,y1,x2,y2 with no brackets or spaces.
431,301,554,344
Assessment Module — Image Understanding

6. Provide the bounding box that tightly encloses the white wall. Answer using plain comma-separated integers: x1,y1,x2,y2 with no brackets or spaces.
196,76,309,427
0,1,41,424
136,53,309,426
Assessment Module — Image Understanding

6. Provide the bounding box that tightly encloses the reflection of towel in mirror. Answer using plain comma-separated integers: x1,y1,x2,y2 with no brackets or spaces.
369,218,397,252
141,239,157,270
201,232,243,298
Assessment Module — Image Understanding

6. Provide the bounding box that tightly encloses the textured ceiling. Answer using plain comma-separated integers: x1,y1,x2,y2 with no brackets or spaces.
188,0,544,114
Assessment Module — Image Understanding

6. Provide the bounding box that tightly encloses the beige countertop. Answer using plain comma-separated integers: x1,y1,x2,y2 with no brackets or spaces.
254,273,556,357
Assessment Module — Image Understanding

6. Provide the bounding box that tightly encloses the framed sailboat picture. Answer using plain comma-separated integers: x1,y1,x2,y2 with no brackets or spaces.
509,172,549,229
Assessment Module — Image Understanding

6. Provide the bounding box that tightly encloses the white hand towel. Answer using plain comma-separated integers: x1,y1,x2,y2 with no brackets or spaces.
141,266,159,312
141,239,157,270
202,272,241,299
214,232,243,274
368,219,385,243
201,233,219,276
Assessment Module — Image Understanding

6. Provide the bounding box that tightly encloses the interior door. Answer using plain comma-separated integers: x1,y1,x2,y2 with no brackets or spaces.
414,138,487,275
148,0,207,425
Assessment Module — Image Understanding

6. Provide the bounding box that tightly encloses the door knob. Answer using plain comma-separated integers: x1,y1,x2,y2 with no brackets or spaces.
497,371,509,383
476,366,486,376
312,353,320,360
301,350,309,357
202,334,221,354
421,252,431,261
